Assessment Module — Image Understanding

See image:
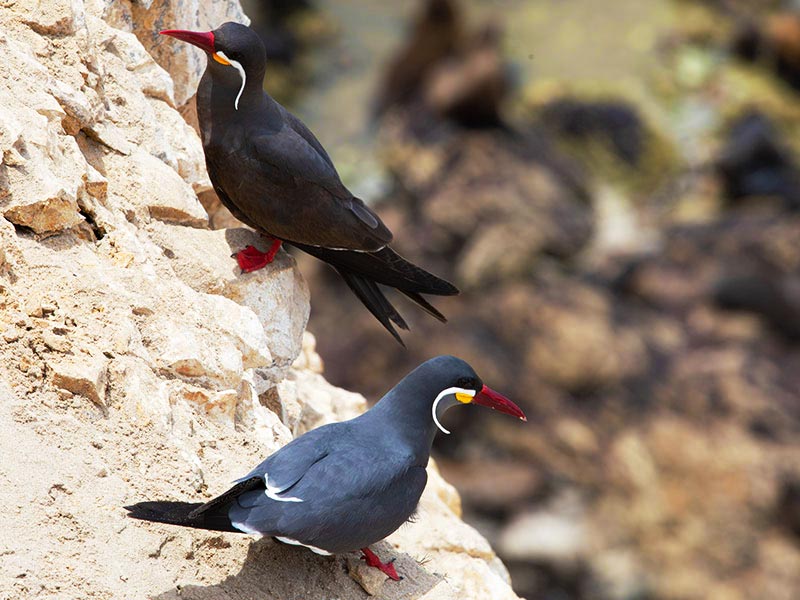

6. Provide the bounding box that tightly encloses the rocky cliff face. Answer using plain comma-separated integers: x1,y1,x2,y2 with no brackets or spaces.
0,2,519,599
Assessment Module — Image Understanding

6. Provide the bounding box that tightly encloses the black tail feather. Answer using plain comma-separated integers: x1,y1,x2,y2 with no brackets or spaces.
294,243,458,344
188,477,263,519
338,269,407,347
125,501,240,533
399,291,448,323
369,283,409,331
125,477,263,534
296,244,458,296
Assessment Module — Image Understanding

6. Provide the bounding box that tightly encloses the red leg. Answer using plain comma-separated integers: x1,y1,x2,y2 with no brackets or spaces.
235,238,283,273
360,547,401,581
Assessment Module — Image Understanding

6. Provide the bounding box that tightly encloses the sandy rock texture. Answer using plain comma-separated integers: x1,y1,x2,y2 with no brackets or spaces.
0,2,520,599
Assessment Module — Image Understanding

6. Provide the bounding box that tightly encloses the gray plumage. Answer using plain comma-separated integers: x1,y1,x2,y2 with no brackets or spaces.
125,356,524,555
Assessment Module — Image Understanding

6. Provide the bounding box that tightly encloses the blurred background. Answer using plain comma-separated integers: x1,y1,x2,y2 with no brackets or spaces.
208,1,800,598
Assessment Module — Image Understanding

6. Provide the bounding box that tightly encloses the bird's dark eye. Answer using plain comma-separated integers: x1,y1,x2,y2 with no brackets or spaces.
455,376,478,390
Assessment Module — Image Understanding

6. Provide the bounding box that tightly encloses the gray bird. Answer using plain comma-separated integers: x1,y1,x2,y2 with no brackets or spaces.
125,355,526,580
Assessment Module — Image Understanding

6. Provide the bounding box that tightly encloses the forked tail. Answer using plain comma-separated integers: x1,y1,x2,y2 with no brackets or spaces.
294,244,459,345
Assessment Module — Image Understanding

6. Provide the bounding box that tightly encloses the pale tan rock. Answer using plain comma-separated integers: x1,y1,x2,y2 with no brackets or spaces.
49,352,108,406
427,461,462,517
106,149,207,226
104,27,176,104
48,79,103,132
426,552,519,600
0,71,86,234
235,376,294,449
278,368,367,435
18,0,82,35
112,356,172,427
3,327,21,343
419,581,462,600
292,331,325,374
144,222,310,369
148,99,212,192
105,0,250,106
81,15,208,193
138,286,272,389
347,555,388,595
41,329,71,353
177,383,241,423
83,120,133,155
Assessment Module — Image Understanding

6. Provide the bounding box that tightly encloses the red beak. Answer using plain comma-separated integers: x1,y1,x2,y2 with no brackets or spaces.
472,385,527,421
160,29,216,54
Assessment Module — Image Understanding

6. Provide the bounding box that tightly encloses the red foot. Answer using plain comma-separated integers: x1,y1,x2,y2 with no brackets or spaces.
235,239,282,273
360,547,401,581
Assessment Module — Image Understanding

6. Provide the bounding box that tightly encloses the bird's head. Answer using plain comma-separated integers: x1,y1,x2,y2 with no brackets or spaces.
160,22,266,110
412,356,526,435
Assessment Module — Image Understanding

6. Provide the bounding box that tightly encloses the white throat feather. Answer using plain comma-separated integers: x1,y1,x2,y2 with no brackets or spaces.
431,387,475,435
217,51,246,110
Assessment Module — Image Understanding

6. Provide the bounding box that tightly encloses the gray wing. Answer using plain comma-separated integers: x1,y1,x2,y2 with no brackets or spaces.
233,424,334,495
229,440,427,552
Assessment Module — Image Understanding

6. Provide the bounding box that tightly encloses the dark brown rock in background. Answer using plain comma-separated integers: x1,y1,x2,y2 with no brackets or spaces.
538,99,646,166
422,21,510,127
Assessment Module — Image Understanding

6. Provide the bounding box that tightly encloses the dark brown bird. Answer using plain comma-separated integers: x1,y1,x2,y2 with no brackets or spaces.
423,21,509,127
161,23,458,345
372,0,463,118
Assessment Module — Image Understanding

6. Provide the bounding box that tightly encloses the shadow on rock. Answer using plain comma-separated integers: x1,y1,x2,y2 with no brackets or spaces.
153,539,442,600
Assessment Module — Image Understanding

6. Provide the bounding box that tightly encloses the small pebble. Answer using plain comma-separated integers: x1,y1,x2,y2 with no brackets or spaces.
347,555,387,596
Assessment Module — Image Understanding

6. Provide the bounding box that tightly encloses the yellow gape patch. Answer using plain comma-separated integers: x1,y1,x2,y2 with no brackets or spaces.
213,52,231,65
455,392,473,404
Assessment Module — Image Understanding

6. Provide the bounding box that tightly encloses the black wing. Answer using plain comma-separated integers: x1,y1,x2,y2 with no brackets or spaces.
247,131,393,248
